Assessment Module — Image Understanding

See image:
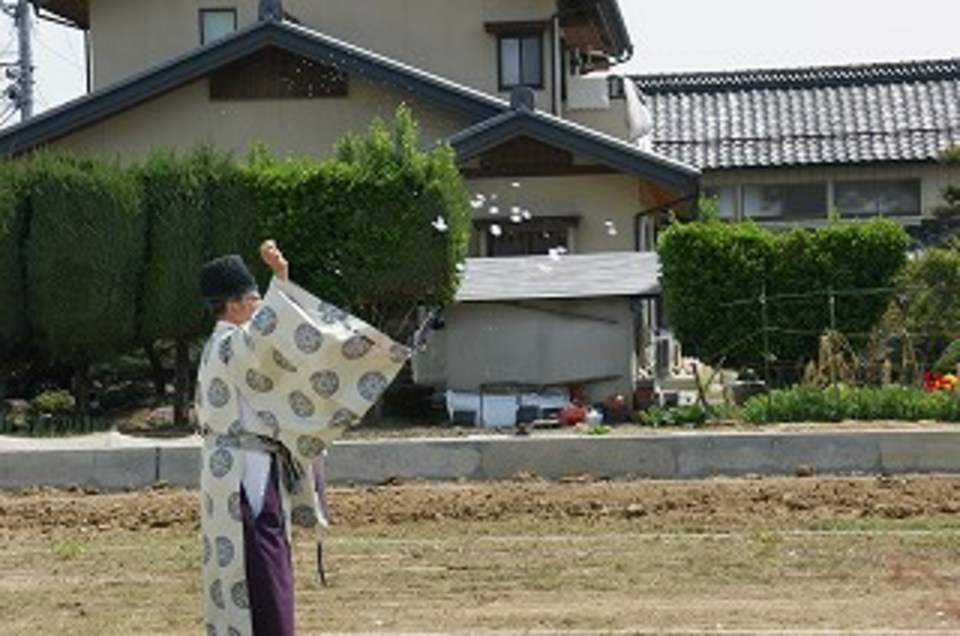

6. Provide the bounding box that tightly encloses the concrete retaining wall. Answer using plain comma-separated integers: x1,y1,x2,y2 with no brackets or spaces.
2,430,960,491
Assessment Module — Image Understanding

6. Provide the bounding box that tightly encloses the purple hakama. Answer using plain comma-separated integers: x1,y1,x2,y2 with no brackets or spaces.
241,460,295,636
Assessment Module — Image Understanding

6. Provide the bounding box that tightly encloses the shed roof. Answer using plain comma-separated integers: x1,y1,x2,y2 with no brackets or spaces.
457,252,660,302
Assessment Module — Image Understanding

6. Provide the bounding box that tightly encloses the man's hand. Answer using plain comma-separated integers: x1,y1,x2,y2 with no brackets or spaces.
260,239,289,281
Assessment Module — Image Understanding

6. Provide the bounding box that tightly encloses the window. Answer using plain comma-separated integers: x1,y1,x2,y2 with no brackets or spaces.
702,186,738,219
835,180,921,217
200,9,237,45
743,183,827,219
479,219,574,257
498,33,543,90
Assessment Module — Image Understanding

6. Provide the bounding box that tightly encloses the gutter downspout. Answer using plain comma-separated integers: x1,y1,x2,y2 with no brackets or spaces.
551,13,562,116
632,193,701,252
84,30,91,94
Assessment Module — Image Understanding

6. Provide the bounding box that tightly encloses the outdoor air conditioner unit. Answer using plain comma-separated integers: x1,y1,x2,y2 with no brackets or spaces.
655,332,682,378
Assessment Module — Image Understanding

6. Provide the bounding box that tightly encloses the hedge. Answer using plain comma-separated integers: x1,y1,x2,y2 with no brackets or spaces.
658,216,910,376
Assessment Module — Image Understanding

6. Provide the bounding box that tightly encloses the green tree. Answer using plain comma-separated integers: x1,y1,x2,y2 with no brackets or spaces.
897,246,960,366
137,147,258,426
23,155,146,417
0,161,27,398
259,106,470,334
0,162,26,357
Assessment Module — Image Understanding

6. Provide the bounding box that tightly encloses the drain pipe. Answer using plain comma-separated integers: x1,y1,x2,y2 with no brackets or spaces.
551,12,562,116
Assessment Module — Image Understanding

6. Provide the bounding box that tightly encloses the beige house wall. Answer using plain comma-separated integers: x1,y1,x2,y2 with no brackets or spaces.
414,297,638,404
89,0,558,110
89,0,258,89
703,162,960,220
564,98,628,141
48,77,469,161
465,173,647,255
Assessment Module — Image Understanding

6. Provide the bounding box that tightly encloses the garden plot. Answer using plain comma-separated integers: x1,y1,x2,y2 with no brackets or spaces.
2,476,960,633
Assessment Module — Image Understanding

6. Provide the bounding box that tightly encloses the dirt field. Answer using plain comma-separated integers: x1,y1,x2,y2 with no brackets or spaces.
3,475,960,634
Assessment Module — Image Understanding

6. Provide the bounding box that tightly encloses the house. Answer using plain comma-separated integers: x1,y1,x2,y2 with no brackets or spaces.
6,0,699,417
626,59,960,232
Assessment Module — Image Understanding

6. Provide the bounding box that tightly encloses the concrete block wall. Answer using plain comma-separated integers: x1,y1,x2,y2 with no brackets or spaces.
3,431,959,491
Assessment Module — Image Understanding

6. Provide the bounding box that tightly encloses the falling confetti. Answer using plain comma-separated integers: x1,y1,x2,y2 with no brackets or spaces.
432,216,448,232
489,224,503,237
548,247,567,262
521,209,532,220
511,181,521,189
488,206,500,215
455,262,466,273
470,194,486,209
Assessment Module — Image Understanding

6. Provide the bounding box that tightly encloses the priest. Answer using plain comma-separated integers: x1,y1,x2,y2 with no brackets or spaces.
196,240,409,635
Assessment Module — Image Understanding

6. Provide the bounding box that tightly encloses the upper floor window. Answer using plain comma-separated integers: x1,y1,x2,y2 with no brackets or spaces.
200,9,237,45
498,33,544,90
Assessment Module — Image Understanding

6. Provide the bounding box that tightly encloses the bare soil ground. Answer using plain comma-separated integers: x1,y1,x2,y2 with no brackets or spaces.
3,475,960,634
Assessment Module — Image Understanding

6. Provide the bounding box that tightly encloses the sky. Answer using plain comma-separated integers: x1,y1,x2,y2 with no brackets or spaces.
1,0,960,124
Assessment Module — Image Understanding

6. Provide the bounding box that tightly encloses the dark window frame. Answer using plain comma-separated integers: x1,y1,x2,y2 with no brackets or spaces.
475,216,577,257
742,182,828,220
496,31,545,91
199,8,238,46
834,178,922,218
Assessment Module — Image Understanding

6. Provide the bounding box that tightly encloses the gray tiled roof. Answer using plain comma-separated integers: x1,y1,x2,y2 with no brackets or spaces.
457,252,659,302
629,58,960,170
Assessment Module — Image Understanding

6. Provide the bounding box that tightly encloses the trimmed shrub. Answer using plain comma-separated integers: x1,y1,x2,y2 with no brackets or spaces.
138,147,259,425
138,149,211,344
23,155,145,367
658,215,910,376
0,161,26,357
639,404,710,427
742,384,960,423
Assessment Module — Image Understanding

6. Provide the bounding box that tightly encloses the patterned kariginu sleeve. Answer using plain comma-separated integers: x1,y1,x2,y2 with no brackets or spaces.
218,277,408,441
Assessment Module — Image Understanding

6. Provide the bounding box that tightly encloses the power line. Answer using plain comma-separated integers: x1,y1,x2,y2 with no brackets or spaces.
717,283,943,309
34,31,80,70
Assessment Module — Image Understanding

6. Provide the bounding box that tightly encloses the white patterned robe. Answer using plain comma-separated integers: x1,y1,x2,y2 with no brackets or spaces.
196,277,408,636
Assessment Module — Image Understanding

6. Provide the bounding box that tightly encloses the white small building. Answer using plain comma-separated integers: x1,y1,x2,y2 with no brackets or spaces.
415,251,662,417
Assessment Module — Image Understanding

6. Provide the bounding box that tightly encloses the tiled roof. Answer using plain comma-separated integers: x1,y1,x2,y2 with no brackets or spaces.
457,252,660,302
628,58,960,170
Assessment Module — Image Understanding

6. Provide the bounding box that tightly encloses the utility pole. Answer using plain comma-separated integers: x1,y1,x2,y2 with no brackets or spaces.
2,0,33,122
